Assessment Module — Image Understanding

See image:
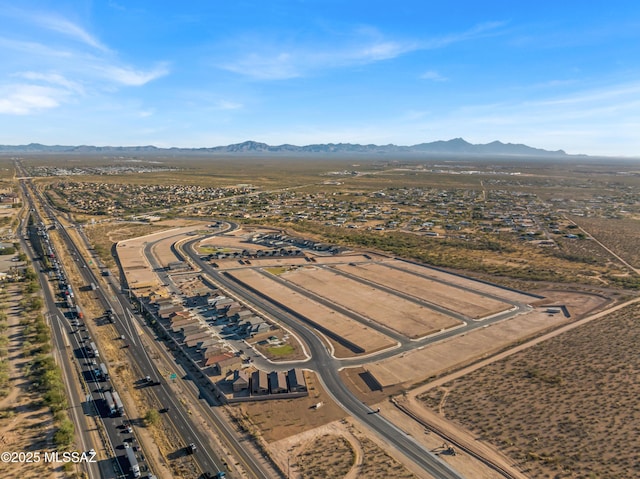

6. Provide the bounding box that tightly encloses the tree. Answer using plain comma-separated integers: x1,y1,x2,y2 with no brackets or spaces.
144,408,160,427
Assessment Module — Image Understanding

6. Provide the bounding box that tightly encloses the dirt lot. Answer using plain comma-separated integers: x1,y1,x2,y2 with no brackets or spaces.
241,371,426,479
233,371,345,443
84,221,168,268
417,301,640,479
270,419,425,479
281,266,460,339
118,224,205,291
227,269,397,357
333,262,511,319
392,259,539,304
359,291,607,389
151,235,187,268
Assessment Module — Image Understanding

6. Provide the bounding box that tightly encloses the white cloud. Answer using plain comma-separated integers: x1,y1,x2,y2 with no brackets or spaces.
357,40,416,62
0,36,73,58
30,13,109,52
17,71,84,94
220,21,505,80
217,100,243,110
0,84,65,114
427,21,507,49
97,64,170,86
222,52,300,80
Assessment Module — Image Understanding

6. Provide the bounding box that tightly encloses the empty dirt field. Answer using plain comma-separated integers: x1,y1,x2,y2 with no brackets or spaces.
333,262,512,319
270,419,424,479
417,301,640,479
390,260,540,304
118,224,204,290
226,269,397,357
281,266,461,339
151,232,194,268
358,307,575,389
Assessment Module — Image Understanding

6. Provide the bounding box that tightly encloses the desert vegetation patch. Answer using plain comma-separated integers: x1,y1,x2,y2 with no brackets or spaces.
419,302,640,479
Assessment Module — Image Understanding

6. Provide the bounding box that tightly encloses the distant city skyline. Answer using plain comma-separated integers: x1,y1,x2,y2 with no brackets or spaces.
1,1,639,157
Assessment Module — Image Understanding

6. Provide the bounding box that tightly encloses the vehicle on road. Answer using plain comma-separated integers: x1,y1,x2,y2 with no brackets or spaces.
104,391,116,416
185,443,197,455
112,391,125,416
125,443,141,478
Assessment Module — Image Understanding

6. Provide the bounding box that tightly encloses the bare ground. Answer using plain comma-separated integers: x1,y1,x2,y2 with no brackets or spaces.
0,285,65,479
282,266,460,339
333,262,511,319
360,287,610,389
227,269,396,356
270,418,425,479
390,259,538,304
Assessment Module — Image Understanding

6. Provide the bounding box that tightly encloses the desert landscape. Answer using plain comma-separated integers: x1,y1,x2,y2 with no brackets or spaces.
416,301,640,479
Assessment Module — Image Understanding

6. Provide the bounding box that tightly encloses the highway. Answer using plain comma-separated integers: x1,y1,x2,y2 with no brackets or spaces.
19,186,117,478
26,195,225,478
18,163,272,479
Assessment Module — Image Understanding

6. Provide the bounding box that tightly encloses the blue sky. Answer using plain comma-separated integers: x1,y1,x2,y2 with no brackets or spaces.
1,1,639,156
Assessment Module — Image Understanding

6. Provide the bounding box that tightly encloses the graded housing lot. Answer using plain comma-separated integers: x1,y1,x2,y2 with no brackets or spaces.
347,289,608,391
337,261,515,319
279,265,462,338
227,268,397,357
416,301,640,479
116,221,208,291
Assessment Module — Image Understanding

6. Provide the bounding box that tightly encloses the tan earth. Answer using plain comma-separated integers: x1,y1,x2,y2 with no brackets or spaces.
227,268,397,356
0,285,65,479
390,259,537,304
333,262,511,319
118,224,207,291
359,287,610,388
282,265,461,338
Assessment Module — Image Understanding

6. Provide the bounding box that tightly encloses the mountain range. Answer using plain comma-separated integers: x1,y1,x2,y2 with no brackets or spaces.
0,138,571,157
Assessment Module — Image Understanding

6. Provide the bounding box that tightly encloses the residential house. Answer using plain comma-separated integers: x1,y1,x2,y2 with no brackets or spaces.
251,370,269,395
269,371,288,394
287,368,307,392
232,370,250,392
